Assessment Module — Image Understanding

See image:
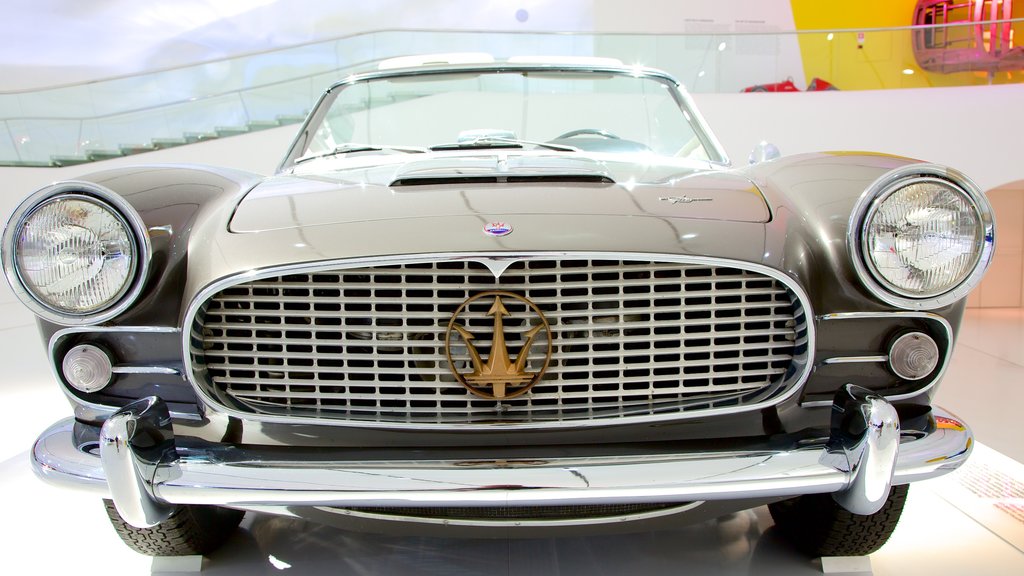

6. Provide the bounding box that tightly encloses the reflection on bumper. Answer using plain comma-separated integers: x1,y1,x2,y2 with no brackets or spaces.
32,388,972,528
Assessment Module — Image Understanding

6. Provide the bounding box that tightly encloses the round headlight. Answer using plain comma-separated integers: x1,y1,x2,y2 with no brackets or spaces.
2,182,150,324
864,178,982,297
17,195,136,312
850,165,994,309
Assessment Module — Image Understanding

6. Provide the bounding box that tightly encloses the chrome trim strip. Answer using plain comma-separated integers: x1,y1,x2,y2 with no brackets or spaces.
30,405,971,509
49,326,180,351
182,251,815,431
315,501,705,528
111,366,181,376
47,326,200,421
815,311,954,324
803,312,954,407
1,181,154,326
846,164,995,311
822,355,888,365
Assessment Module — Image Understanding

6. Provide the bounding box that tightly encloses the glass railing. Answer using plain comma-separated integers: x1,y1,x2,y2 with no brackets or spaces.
1,23,1021,167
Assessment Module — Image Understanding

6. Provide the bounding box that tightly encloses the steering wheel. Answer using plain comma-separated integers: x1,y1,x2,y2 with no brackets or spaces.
555,128,621,140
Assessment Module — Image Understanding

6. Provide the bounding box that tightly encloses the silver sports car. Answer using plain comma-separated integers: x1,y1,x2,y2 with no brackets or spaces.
4,56,993,557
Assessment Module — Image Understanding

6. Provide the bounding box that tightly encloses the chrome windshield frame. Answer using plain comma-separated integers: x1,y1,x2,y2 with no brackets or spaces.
277,62,731,172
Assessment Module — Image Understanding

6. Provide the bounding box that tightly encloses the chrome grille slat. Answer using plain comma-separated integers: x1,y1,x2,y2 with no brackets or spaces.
211,287,790,302
198,301,791,321
225,388,769,413
237,268,761,284
191,257,808,425
200,322,797,345
225,381,771,401
229,395,753,419
208,360,792,379
202,330,795,356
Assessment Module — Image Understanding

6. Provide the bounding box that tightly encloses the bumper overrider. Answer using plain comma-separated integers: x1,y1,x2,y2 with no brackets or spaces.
31,385,971,529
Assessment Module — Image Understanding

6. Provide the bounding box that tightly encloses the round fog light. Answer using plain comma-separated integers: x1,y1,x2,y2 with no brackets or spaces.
888,332,939,381
62,344,113,392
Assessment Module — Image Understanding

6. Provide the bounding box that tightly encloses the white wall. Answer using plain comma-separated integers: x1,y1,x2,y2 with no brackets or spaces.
972,181,1024,308
696,84,1023,193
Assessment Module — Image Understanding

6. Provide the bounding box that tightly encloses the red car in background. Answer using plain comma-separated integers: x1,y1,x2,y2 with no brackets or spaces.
742,77,839,92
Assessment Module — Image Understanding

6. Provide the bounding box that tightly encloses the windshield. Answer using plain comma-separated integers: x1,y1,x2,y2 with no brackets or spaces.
289,68,723,166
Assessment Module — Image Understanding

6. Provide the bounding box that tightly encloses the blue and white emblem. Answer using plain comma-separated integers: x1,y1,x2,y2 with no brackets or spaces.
483,222,513,237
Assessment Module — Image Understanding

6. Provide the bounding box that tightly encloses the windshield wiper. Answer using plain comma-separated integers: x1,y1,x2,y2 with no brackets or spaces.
429,137,579,153
295,144,428,164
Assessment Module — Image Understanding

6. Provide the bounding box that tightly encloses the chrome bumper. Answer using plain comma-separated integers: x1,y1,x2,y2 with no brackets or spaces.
32,386,972,528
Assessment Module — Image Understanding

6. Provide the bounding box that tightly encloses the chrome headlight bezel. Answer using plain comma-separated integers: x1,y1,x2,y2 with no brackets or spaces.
1,181,152,325
848,164,995,310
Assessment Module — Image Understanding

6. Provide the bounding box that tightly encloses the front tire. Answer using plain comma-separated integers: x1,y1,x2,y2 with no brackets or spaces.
104,499,244,556
768,484,909,557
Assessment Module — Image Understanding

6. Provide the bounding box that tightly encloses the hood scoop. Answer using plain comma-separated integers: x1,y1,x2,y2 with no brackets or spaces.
389,155,615,187
392,174,614,186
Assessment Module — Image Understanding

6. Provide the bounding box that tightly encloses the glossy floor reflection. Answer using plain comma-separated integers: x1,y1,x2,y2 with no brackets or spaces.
207,511,785,576
2,303,1024,574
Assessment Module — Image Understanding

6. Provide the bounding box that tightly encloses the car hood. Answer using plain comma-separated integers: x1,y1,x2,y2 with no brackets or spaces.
230,155,769,233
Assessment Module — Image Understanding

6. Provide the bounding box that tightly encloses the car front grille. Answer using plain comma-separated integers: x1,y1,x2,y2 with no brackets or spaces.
189,257,809,426
335,503,690,522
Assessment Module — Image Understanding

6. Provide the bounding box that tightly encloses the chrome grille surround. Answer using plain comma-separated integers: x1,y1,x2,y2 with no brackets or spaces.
185,253,813,429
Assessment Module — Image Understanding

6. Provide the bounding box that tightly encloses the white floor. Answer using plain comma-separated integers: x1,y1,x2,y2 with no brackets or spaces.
2,300,1024,574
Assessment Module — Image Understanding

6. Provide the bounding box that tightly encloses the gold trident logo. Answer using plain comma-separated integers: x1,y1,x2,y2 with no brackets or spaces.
444,291,551,400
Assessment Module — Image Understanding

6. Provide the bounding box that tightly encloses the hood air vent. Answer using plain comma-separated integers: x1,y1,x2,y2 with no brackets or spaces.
390,174,615,186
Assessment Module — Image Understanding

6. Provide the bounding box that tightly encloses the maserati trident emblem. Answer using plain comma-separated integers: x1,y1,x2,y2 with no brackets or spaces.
444,291,551,400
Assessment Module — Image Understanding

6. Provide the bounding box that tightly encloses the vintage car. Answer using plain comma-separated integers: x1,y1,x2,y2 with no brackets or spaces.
913,0,1024,74
741,77,838,92
5,56,993,558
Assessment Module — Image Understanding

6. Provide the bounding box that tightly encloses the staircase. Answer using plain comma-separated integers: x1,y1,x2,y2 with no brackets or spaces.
38,114,308,168
0,29,611,169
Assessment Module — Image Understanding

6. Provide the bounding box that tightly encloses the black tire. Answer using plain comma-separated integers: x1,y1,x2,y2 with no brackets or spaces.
768,484,909,557
104,499,244,556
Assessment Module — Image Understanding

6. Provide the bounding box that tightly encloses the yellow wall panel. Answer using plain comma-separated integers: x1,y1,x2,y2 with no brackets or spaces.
790,0,1023,89
791,0,916,29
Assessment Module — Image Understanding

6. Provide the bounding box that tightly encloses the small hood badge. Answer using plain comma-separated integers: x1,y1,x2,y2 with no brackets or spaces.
659,196,713,204
483,222,513,237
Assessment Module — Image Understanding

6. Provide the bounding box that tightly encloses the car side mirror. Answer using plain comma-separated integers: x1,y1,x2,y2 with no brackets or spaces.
748,141,781,164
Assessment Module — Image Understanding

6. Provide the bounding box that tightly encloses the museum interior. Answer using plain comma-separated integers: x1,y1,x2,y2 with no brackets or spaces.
1,1,1023,574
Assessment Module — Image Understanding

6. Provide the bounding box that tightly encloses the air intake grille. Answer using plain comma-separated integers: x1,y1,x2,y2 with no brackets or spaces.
190,258,808,426
337,503,688,521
